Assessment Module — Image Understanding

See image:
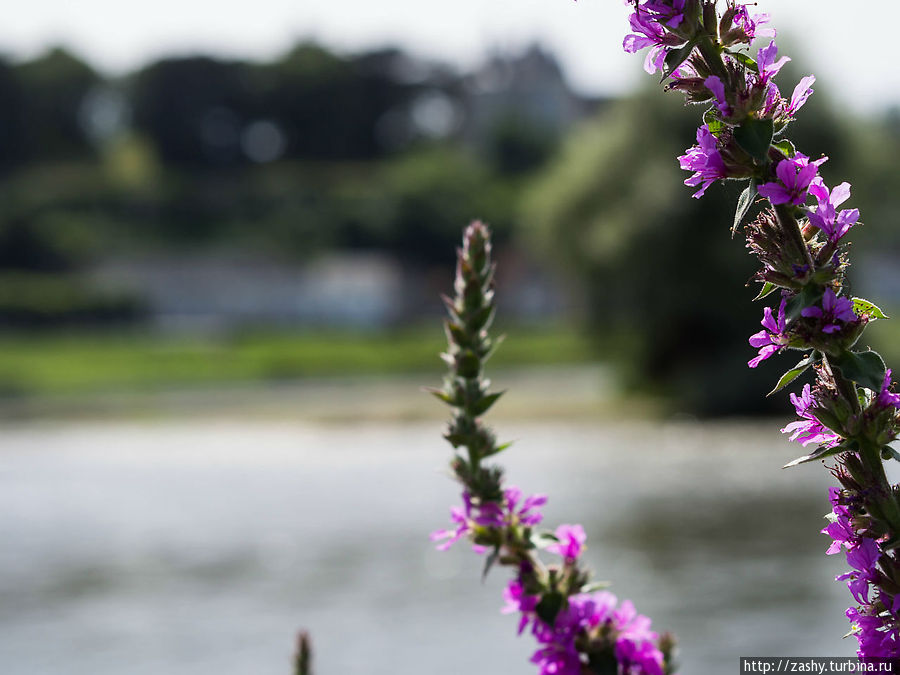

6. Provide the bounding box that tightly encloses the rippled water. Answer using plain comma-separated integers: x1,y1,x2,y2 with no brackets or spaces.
0,419,872,674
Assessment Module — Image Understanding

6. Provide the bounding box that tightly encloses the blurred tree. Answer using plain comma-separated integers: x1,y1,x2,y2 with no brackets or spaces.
16,48,100,161
486,113,558,175
523,84,858,415
0,215,71,271
377,144,513,265
259,43,416,160
131,56,253,167
0,58,28,172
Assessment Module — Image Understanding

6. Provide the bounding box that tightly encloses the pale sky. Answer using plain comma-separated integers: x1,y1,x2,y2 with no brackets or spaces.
5,1,898,112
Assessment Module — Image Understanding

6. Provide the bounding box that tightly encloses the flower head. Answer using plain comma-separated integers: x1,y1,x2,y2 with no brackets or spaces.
800,288,857,334
748,297,788,368
622,3,687,74
757,41,790,85
807,180,860,243
547,524,587,563
705,75,730,116
758,153,827,206
781,383,842,447
678,124,729,198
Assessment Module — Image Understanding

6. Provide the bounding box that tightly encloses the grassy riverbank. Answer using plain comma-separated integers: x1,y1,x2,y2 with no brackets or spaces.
0,324,598,398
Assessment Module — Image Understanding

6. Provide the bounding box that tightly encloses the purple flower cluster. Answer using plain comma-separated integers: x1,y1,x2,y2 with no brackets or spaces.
748,298,788,368
505,581,665,675
781,384,841,448
824,488,900,657
622,0,900,662
437,497,667,674
431,485,547,553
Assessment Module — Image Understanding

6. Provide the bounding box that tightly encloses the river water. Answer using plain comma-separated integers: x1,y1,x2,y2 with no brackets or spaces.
0,418,870,674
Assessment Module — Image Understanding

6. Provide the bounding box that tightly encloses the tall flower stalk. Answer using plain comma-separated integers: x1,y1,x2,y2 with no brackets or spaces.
431,221,676,675
623,0,900,656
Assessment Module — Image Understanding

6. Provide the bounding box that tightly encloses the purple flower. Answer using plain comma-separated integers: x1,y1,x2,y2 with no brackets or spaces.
523,589,665,675
781,383,842,447
837,538,880,605
757,153,827,206
529,645,582,675
748,297,788,368
505,486,548,527
875,369,900,410
622,4,683,75
757,41,790,85
642,0,686,28
846,606,900,658
823,488,856,555
801,288,857,334
433,485,546,553
759,75,816,122
782,75,816,118
430,491,476,551
548,524,587,563
705,75,730,115
807,180,860,243
732,4,774,41
823,517,856,555
502,578,539,635
678,124,729,198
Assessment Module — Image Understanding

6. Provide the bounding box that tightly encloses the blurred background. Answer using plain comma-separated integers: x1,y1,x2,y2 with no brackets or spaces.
2,1,899,673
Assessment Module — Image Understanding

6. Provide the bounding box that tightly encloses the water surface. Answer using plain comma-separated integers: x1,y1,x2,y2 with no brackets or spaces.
0,419,862,674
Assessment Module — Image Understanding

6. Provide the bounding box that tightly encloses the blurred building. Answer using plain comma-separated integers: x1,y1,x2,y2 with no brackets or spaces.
89,253,405,331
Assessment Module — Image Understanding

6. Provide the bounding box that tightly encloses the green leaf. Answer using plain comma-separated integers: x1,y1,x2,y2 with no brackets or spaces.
471,391,504,416
734,117,774,164
881,445,900,462
485,440,513,458
732,179,757,236
772,139,796,158
727,50,759,73
768,353,815,396
830,350,887,392
852,297,889,321
535,591,565,627
703,107,728,138
531,531,560,549
425,387,454,405
580,581,611,593
662,41,697,80
753,282,778,301
481,547,499,582
783,443,847,468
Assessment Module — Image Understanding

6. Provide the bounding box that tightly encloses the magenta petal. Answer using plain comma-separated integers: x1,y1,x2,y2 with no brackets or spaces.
801,306,824,319
831,182,852,207
757,182,791,205
749,329,773,348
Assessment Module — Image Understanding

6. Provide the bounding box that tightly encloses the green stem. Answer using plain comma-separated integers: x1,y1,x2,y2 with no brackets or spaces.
695,35,729,81
858,439,900,537
825,356,861,416
773,203,815,272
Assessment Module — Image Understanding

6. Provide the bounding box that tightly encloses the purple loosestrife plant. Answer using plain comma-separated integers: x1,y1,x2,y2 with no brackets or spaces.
622,0,900,657
431,221,676,675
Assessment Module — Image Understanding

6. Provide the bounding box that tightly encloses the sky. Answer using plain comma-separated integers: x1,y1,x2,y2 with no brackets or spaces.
5,0,898,112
